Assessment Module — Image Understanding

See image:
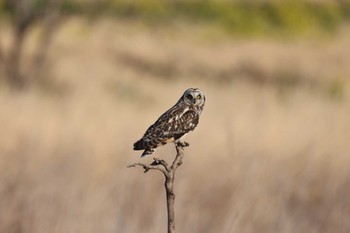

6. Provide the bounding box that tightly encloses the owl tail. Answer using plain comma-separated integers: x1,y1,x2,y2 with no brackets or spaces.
141,148,156,157
134,139,155,157
133,139,145,150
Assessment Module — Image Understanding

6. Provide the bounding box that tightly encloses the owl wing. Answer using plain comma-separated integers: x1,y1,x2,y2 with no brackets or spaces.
133,107,199,150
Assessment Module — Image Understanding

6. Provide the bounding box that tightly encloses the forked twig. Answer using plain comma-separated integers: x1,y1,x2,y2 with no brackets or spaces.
127,157,169,175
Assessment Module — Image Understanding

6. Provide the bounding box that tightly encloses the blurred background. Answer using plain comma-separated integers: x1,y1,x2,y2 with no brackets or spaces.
0,0,350,232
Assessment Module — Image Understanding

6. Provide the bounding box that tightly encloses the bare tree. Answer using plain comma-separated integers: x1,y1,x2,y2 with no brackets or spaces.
0,0,63,89
128,145,185,233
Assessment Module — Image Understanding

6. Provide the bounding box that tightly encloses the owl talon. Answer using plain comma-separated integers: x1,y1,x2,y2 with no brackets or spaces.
176,142,190,148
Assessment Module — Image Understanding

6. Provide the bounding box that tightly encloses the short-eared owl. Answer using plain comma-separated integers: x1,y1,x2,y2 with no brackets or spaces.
133,88,206,157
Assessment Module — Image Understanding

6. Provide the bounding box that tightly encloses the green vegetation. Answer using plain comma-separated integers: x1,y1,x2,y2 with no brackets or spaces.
110,0,350,36
32,0,350,36
1,0,350,36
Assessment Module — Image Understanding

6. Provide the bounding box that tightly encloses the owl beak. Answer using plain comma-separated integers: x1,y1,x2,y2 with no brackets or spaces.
192,98,197,104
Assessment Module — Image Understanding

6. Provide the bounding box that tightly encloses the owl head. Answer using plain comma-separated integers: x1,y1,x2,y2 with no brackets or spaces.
181,88,205,107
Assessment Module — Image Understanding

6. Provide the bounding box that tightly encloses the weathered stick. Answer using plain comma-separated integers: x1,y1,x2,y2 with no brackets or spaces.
127,145,185,233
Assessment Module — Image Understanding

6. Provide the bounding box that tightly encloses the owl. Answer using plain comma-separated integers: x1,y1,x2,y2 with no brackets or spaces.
133,88,206,157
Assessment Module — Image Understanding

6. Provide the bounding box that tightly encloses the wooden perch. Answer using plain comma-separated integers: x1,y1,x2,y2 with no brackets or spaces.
127,145,185,233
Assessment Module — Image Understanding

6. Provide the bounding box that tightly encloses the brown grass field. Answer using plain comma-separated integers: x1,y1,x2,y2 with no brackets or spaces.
0,18,350,233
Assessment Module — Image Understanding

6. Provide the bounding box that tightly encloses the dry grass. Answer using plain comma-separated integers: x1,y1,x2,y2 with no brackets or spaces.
0,18,350,233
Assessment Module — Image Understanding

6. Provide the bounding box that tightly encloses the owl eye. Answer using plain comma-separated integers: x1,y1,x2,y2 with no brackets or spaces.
196,95,202,99
187,94,193,99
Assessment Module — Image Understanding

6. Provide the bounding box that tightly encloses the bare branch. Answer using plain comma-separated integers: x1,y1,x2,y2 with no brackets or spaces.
151,157,170,171
127,161,168,175
171,145,185,171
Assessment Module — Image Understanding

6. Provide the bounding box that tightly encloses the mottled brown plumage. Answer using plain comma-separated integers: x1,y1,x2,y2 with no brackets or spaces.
133,88,205,157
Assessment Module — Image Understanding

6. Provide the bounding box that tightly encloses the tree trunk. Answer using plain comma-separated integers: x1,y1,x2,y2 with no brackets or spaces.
165,174,175,233
7,27,27,89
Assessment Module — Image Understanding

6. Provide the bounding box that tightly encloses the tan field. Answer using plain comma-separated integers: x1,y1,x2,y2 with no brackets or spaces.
0,18,350,233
